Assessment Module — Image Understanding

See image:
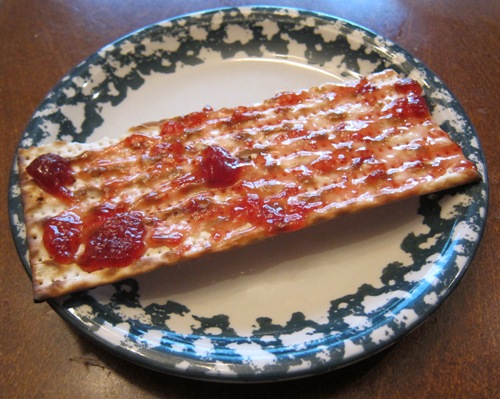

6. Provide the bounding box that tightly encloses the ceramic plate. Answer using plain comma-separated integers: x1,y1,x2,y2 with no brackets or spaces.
9,6,488,382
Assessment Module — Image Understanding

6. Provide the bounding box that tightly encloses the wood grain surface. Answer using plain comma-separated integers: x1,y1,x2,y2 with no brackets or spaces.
1,1,498,398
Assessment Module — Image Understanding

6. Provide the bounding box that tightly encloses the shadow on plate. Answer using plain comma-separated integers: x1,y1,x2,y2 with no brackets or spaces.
133,195,421,300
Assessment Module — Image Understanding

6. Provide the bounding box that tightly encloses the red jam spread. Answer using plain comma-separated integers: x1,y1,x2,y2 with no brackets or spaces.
79,210,146,272
27,153,75,201
43,205,147,271
388,95,430,120
198,145,244,188
43,212,82,264
394,77,422,95
28,70,477,273
160,107,212,136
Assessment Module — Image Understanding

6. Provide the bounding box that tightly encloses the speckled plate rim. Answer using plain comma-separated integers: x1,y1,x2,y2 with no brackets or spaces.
8,6,489,382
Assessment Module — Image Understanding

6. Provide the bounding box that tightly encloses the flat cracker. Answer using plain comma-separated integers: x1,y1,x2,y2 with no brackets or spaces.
18,69,480,301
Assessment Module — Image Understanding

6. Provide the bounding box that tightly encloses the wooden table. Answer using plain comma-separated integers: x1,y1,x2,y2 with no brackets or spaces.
1,1,498,397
